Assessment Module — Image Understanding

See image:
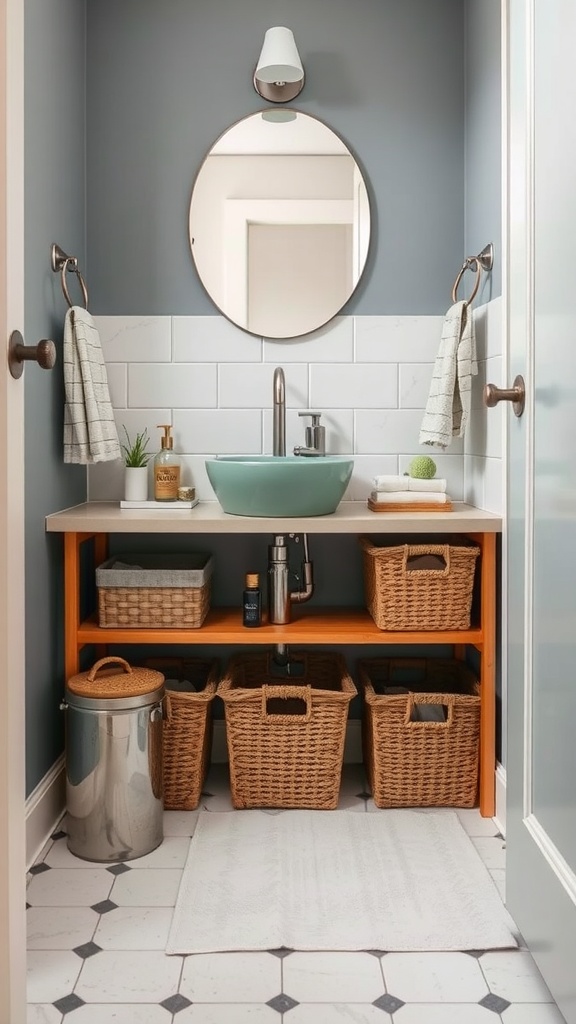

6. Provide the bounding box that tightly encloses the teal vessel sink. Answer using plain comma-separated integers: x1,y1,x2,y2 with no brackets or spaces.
205,455,354,517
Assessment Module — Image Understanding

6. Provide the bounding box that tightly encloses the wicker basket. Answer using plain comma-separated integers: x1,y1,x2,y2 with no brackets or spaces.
96,553,213,628
144,656,219,810
218,651,356,809
359,536,479,631
359,657,480,807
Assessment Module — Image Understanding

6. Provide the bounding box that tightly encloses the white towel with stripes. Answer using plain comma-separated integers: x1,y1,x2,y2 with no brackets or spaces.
419,300,477,449
63,306,121,464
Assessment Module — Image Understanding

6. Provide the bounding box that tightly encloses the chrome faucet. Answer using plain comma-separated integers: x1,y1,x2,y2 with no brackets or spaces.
272,366,286,456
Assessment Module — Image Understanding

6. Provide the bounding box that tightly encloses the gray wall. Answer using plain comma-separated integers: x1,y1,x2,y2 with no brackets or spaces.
464,0,502,299
86,0,465,315
24,0,87,793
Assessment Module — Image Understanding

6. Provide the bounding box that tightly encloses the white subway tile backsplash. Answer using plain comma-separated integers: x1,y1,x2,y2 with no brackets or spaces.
95,316,172,363
355,315,445,362
310,363,397,409
105,364,127,410
128,363,217,408
219,363,308,408
88,305,503,506
399,363,434,409
173,316,261,363
264,316,354,363
356,409,464,456
174,410,262,455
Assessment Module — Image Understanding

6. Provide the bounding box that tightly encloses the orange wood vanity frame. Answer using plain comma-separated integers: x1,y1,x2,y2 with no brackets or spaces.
60,523,497,817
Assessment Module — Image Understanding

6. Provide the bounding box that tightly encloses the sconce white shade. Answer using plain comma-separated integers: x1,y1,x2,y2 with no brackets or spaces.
254,27,305,103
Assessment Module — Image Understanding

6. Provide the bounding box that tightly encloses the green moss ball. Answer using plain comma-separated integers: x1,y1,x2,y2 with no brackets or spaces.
409,455,437,479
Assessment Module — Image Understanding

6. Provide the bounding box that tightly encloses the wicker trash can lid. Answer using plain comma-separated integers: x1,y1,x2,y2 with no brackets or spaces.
67,657,164,700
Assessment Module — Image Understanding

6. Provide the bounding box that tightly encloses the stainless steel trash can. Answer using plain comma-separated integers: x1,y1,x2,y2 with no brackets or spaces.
63,657,165,862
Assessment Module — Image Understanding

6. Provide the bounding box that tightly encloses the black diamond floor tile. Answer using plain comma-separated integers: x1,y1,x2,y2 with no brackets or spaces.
358,790,372,800
106,862,132,875
50,829,67,841
267,993,299,1013
366,948,388,957
73,941,103,959
160,993,193,1013
464,949,486,958
373,993,405,1013
53,992,85,1014
29,862,51,875
90,899,118,914
268,947,294,958
479,992,512,1013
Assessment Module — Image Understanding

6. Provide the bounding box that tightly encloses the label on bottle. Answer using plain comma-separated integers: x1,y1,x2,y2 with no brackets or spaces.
154,466,181,500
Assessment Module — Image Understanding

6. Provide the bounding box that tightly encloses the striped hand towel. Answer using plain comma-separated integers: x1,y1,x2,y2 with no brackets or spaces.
419,300,477,449
63,306,121,464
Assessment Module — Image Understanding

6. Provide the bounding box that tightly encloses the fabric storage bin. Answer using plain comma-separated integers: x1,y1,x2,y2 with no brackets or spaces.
358,657,480,808
96,553,213,628
218,651,356,809
359,536,480,631
143,656,219,810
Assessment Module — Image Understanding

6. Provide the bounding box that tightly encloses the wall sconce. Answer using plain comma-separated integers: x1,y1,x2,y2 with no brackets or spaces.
253,27,305,103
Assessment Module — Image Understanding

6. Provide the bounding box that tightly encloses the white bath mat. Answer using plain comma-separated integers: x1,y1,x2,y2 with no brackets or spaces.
166,808,517,954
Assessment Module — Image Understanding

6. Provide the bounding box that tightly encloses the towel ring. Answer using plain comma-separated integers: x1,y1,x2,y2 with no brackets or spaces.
451,256,481,306
60,257,89,310
50,243,89,310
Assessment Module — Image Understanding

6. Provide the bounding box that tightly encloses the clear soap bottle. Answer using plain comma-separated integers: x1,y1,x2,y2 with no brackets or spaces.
154,424,181,501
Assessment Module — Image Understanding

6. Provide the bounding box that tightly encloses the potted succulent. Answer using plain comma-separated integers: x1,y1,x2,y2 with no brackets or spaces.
121,426,151,501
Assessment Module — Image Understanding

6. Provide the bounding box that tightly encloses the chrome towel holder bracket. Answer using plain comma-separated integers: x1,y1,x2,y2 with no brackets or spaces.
51,242,89,310
451,242,493,306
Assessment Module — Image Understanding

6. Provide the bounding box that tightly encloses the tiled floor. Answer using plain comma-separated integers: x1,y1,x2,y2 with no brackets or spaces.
27,765,567,1024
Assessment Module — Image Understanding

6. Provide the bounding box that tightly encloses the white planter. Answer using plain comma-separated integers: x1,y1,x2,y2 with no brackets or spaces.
124,466,149,502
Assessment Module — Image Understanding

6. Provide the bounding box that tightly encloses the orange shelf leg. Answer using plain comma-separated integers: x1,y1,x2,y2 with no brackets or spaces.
478,531,497,817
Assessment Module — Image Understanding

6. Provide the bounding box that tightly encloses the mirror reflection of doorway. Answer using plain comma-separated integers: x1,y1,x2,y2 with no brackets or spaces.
247,222,352,337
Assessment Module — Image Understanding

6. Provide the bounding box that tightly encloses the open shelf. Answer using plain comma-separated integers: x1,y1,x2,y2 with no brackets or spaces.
77,607,484,647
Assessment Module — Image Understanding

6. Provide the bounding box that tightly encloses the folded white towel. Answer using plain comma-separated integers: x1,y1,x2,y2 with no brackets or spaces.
372,475,447,493
63,306,121,464
419,300,477,449
370,490,448,504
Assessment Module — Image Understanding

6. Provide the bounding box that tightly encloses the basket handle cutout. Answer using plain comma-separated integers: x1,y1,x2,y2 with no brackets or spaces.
403,545,450,576
404,692,455,727
261,684,312,722
87,656,132,681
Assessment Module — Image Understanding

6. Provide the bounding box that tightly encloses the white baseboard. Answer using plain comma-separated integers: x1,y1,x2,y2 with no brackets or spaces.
25,754,65,870
494,762,506,836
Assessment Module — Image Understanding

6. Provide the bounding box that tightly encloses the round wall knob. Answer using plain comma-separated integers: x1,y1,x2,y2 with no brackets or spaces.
484,374,525,417
8,330,57,379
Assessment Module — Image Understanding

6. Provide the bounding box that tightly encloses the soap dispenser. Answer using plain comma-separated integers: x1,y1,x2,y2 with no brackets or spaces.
154,424,181,501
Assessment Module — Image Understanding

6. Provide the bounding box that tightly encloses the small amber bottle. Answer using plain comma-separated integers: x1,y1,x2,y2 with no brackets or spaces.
242,573,262,627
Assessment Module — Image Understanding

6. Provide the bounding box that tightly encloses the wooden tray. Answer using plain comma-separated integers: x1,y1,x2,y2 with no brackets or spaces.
367,498,453,513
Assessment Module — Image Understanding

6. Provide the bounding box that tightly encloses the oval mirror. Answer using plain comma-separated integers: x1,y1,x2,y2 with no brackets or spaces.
189,110,371,339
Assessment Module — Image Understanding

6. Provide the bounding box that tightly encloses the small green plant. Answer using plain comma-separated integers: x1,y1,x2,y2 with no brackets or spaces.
121,426,151,467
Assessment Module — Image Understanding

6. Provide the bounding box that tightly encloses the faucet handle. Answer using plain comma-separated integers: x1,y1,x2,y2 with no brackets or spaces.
296,411,325,455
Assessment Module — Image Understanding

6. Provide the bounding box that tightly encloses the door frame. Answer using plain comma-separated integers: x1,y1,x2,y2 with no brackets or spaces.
0,0,28,1018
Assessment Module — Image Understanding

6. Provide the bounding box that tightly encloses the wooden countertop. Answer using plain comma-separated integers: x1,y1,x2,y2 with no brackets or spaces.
45,500,502,535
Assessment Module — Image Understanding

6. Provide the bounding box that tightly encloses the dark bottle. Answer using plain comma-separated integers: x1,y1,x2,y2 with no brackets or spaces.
243,572,262,627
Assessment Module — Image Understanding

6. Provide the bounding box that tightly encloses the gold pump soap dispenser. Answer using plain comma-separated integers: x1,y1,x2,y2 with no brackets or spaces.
153,424,181,501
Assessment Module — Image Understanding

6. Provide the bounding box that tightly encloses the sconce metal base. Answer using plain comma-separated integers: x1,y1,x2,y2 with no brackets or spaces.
253,72,305,103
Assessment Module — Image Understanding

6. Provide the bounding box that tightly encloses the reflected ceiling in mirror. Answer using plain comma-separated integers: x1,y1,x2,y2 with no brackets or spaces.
189,110,371,339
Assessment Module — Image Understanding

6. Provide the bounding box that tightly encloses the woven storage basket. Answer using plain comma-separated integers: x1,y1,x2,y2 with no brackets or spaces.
359,536,479,631
218,651,356,810
359,657,480,808
143,657,219,810
96,553,213,629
